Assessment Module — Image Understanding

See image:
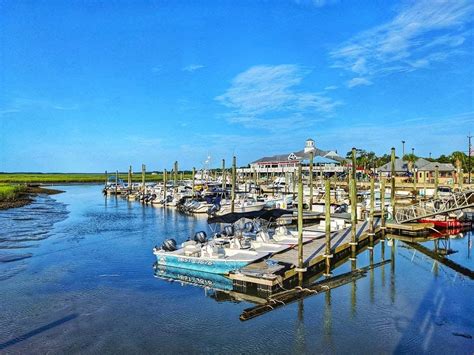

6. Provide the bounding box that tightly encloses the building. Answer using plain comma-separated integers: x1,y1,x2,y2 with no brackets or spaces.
378,158,456,184
237,138,344,176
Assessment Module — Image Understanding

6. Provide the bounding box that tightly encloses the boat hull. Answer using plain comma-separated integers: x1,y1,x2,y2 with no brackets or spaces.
154,252,252,274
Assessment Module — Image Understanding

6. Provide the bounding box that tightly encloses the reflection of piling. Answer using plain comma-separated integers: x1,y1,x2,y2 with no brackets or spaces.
309,152,314,211
296,164,306,284
231,156,236,213
324,178,333,276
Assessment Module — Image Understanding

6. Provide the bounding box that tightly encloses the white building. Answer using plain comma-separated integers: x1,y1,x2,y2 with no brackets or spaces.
237,138,345,176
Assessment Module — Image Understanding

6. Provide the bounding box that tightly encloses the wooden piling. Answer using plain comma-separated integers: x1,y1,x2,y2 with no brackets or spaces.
351,147,357,181
381,179,386,229
459,169,464,190
222,159,226,190
296,164,306,281
173,161,178,193
309,151,314,211
163,169,167,201
390,148,396,218
434,165,439,198
231,156,236,213
350,178,357,255
368,176,375,247
115,170,118,195
105,170,108,188
192,167,196,198
141,164,146,192
128,165,132,192
324,178,333,276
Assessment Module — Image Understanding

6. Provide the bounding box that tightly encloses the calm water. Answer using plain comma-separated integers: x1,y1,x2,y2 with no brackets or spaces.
0,185,473,354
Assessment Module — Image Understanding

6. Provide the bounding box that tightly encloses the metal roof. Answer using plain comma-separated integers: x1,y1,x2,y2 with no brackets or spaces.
378,158,454,172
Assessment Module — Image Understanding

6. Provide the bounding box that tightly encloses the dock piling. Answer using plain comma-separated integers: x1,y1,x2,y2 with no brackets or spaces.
324,178,333,276
296,164,306,281
309,151,314,211
231,156,236,213
390,148,396,218
368,176,375,248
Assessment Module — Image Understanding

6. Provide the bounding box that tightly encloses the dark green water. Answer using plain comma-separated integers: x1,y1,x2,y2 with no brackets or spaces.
0,185,472,353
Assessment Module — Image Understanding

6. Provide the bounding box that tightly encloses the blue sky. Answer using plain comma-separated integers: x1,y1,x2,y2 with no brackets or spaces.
1,0,473,172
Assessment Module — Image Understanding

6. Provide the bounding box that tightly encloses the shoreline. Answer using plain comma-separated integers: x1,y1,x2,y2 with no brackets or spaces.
0,186,64,210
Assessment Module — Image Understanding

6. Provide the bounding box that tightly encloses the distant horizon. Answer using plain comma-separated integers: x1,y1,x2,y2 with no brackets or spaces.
1,1,473,171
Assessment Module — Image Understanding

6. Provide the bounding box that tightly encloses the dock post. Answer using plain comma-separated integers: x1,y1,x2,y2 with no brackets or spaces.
351,147,357,181
459,169,464,190
192,167,196,198
231,156,236,213
390,147,396,219
350,177,357,257
324,178,333,276
423,170,427,199
128,165,132,192
434,165,439,198
380,179,386,230
292,170,296,199
142,164,146,192
163,169,167,202
296,164,306,282
222,159,226,190
115,170,118,195
309,151,314,211
368,175,375,248
174,161,178,193
413,167,417,201
105,170,108,188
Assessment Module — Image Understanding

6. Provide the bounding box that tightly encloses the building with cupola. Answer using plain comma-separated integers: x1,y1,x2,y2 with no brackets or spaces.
237,138,344,176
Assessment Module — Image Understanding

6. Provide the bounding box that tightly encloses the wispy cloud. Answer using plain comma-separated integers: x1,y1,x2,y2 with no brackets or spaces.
216,64,341,131
182,64,205,72
331,0,474,84
293,0,340,8
0,97,79,117
346,77,372,88
217,64,340,115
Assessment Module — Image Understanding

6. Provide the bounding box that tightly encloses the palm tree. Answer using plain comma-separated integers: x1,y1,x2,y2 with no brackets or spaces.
450,151,466,171
403,153,418,176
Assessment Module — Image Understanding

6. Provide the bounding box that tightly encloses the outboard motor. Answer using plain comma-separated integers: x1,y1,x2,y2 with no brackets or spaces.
244,221,254,233
161,239,177,251
223,225,234,237
194,231,207,244
334,203,348,213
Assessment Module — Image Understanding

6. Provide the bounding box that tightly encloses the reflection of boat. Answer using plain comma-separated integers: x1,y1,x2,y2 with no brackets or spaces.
154,264,233,291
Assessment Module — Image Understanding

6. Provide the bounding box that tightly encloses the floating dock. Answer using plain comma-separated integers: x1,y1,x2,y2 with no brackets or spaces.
229,217,382,294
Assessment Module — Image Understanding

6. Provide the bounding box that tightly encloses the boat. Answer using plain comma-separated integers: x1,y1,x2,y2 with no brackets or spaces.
153,232,269,274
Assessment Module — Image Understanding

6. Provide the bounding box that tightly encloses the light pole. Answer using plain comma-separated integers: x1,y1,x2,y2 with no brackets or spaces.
402,141,405,156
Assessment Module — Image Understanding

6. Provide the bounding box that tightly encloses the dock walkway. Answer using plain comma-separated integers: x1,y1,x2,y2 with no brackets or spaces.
229,217,381,288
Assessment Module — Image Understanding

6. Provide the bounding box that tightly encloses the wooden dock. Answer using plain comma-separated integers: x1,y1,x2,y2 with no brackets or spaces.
229,217,382,292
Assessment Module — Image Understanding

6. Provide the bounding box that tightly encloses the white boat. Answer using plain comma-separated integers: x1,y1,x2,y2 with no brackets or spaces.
153,234,269,274
213,199,266,216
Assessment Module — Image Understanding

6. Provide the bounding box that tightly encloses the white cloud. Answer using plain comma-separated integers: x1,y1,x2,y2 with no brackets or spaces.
324,85,338,91
346,77,373,88
182,64,205,72
216,64,341,131
216,64,340,116
331,0,474,82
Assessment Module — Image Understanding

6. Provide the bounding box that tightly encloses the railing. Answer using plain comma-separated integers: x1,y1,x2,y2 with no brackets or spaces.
394,190,474,224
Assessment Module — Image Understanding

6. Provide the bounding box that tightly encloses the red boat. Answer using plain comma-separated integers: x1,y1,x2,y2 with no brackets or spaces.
419,218,472,229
